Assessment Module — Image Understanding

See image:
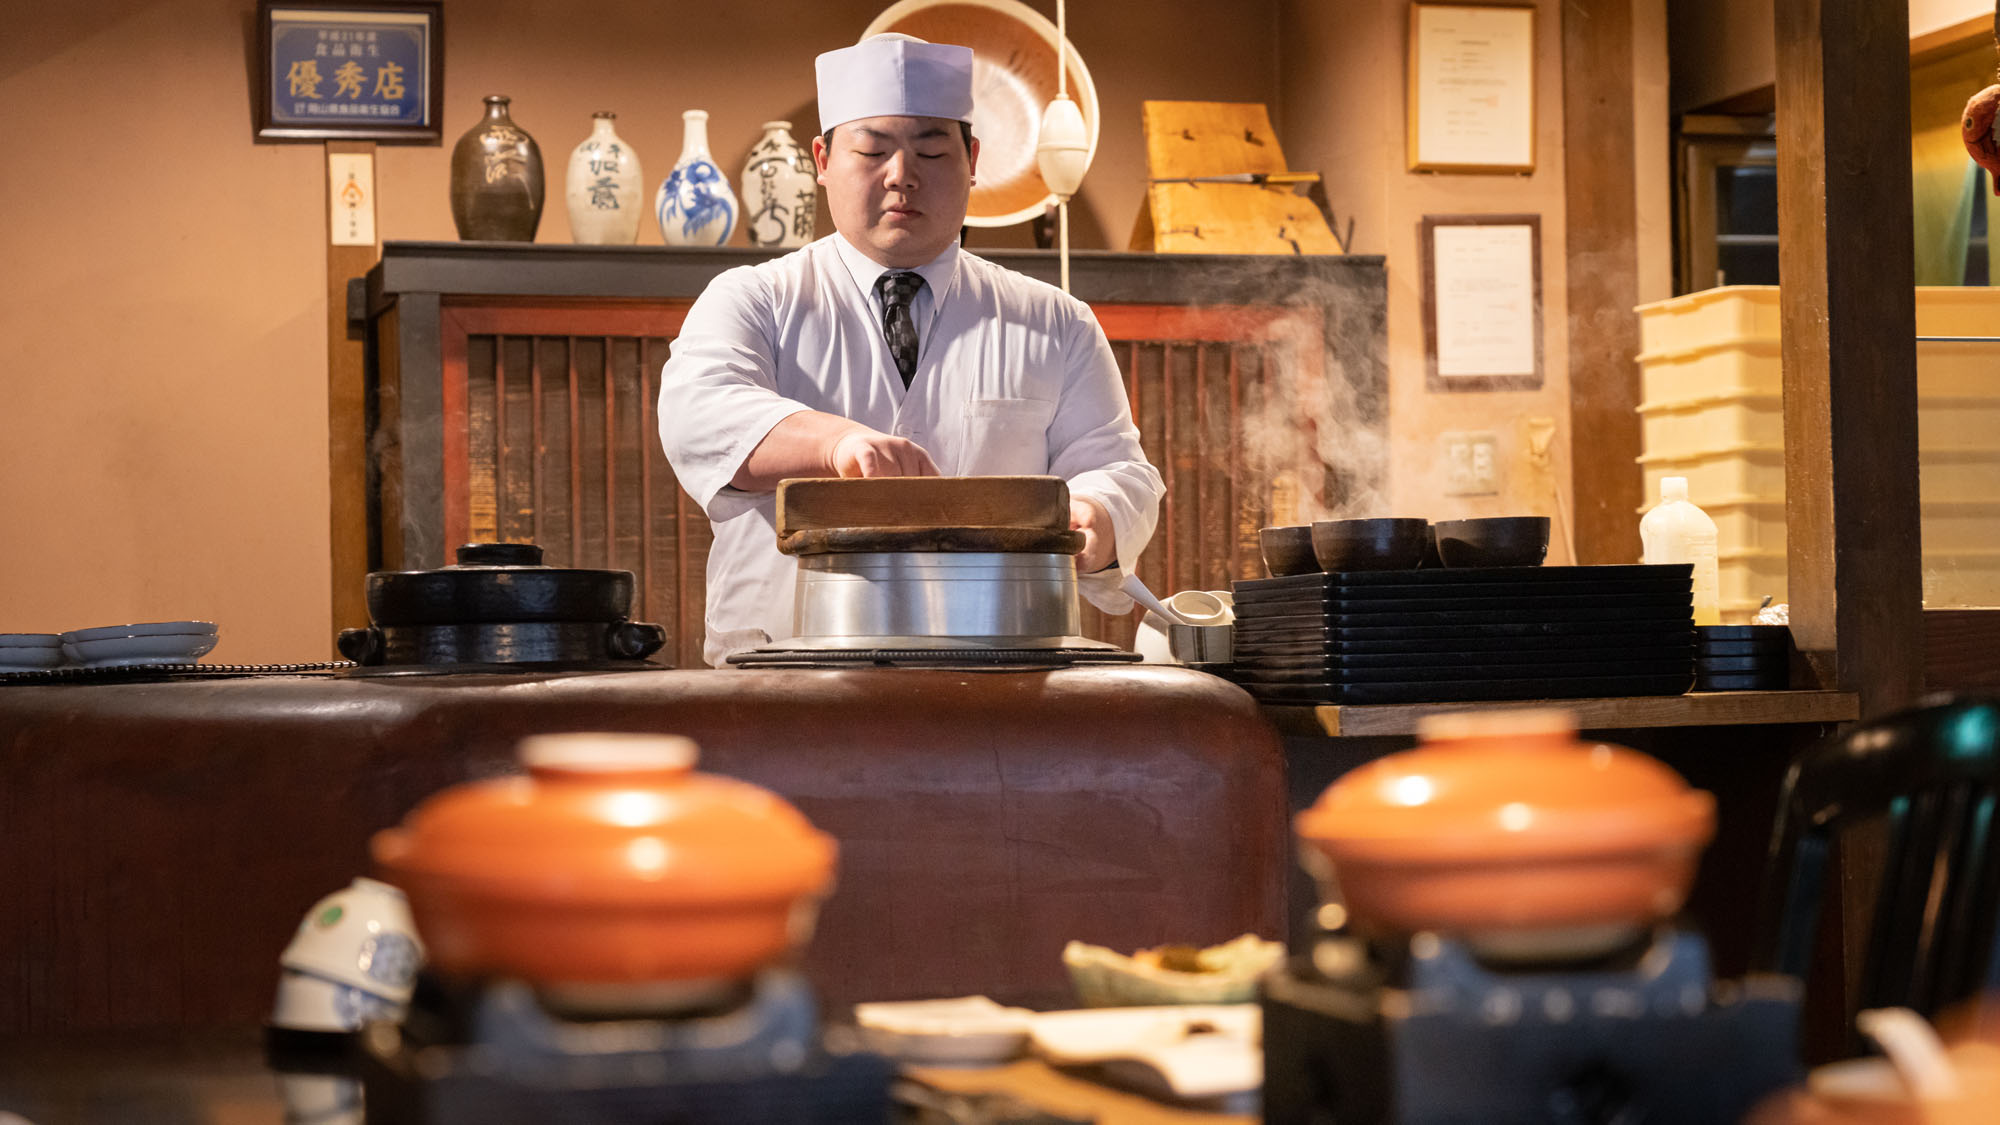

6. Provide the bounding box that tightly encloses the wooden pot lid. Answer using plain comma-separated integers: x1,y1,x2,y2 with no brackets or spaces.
777,476,1071,537
780,525,1083,556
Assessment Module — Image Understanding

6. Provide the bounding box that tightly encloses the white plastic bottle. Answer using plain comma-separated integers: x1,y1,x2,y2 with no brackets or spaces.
1640,476,1722,626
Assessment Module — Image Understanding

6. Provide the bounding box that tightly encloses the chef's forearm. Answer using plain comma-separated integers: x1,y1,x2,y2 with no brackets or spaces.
730,412,940,488
729,411,867,489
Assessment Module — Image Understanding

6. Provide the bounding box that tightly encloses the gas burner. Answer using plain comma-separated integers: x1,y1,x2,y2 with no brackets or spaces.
358,970,894,1124
727,645,1143,668
1261,928,1801,1124
334,658,668,678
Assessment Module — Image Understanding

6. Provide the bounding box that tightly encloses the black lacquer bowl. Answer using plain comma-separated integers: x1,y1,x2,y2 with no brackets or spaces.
1434,517,1551,568
1310,518,1429,572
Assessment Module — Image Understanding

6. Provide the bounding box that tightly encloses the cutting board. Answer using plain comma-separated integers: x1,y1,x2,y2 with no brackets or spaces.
1130,101,1342,255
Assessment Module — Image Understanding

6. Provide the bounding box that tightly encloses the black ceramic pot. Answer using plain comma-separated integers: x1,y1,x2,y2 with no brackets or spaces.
338,543,664,667
449,95,545,241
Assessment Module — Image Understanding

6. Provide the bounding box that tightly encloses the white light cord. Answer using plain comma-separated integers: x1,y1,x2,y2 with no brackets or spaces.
1060,201,1070,292
1057,0,1070,293
1057,0,1067,99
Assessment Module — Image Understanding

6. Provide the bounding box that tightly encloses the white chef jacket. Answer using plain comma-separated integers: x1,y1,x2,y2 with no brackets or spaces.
658,233,1164,666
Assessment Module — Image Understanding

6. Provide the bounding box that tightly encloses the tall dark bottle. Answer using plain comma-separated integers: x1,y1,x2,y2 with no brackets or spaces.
449,95,544,241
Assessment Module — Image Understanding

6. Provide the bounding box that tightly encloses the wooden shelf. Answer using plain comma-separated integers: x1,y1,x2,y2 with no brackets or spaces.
1263,690,1860,738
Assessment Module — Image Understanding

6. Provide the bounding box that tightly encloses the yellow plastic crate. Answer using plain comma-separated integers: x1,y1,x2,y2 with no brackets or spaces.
1635,286,2000,609
1716,547,1788,623
1698,497,1789,556
1914,286,2000,336
1636,285,1783,357
1920,449,2000,495
1638,340,1782,405
1922,399,2000,448
1638,391,1783,462
1641,446,1787,503
1919,501,2000,553
1924,551,2000,608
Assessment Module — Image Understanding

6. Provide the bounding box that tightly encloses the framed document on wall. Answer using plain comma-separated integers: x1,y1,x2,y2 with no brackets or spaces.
1407,2,1537,174
255,1,444,143
1422,214,1543,391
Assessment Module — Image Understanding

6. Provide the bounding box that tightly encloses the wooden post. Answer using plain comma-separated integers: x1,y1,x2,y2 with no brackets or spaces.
326,141,379,647
1773,0,1924,719
1774,0,1925,1061
1563,0,1644,565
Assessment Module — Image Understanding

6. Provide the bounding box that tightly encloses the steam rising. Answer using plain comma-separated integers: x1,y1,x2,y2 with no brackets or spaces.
1229,273,1389,525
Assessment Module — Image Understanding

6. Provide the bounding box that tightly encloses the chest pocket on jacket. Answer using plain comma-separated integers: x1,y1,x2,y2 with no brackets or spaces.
956,398,1057,476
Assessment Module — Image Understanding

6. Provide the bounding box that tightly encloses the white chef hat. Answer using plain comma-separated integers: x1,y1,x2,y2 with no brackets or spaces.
815,33,975,134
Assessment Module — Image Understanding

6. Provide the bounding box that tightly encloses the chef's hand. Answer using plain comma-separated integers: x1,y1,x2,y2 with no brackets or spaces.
1070,497,1116,573
828,428,939,478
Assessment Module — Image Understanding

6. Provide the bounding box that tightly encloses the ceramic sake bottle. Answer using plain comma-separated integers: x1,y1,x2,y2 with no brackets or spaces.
564,112,645,245
449,95,544,241
655,110,738,247
740,121,817,249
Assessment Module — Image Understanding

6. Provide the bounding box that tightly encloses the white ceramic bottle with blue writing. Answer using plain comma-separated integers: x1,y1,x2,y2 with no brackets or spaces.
564,112,644,245
741,121,817,249
656,110,738,247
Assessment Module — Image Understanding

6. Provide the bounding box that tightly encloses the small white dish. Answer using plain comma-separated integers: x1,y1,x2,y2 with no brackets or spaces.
0,633,62,648
853,995,1034,1066
1031,1005,1261,1102
64,633,217,666
62,620,217,643
0,646,65,668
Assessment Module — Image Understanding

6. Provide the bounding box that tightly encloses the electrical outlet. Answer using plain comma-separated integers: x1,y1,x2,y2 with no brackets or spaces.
1442,431,1500,496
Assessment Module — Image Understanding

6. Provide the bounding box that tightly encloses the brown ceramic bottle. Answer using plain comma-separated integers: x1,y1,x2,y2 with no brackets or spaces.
449,95,544,241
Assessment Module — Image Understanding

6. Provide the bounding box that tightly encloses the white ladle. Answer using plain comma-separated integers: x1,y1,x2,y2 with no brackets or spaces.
1857,1006,1963,1101
1121,574,1192,627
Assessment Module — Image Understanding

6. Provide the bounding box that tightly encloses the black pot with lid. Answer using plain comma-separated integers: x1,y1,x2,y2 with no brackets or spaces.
338,543,667,669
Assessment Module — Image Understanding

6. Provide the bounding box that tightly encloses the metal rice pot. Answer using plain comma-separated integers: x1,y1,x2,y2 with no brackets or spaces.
790,551,1086,648
338,542,666,668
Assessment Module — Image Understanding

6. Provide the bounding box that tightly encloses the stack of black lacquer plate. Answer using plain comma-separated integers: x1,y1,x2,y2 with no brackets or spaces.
1693,625,1790,691
1226,565,1697,705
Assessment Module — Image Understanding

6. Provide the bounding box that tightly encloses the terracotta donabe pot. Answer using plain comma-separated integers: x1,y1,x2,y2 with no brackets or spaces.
372,733,836,989
1295,709,1714,955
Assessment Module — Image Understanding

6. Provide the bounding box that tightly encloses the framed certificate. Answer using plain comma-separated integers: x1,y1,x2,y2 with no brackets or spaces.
1421,214,1543,391
1407,2,1537,174
255,1,444,143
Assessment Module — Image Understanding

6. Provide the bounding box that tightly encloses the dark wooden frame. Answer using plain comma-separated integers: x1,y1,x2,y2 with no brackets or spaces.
254,0,444,143
1407,1,1540,174
1420,212,1545,391
357,242,1390,575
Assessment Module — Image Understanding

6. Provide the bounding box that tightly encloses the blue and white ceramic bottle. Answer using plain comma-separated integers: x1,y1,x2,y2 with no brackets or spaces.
656,109,738,246
564,112,644,245
741,121,817,249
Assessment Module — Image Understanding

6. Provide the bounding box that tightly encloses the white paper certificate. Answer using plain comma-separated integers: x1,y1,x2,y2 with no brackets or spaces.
1410,4,1537,172
1432,223,1537,378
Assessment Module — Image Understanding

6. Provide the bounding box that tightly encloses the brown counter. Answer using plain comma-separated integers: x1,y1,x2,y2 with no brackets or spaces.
0,665,1285,1034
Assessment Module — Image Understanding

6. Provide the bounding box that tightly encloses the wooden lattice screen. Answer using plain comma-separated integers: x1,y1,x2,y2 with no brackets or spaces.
441,299,1331,663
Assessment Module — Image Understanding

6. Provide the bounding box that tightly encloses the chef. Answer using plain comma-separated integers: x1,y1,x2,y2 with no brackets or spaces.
658,33,1163,665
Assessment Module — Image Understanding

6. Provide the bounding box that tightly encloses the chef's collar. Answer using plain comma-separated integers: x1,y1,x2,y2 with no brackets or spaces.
830,231,959,310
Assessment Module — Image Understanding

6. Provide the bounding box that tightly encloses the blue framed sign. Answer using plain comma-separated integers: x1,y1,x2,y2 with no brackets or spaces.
256,1,444,143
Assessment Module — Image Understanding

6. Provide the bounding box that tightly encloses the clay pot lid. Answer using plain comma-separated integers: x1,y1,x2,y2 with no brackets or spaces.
373,732,836,906
1295,709,1715,865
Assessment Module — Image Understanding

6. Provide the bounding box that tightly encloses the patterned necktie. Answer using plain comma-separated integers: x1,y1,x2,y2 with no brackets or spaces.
875,270,926,387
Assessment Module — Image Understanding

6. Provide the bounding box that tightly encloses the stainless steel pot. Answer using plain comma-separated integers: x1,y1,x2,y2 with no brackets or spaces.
785,551,1104,649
